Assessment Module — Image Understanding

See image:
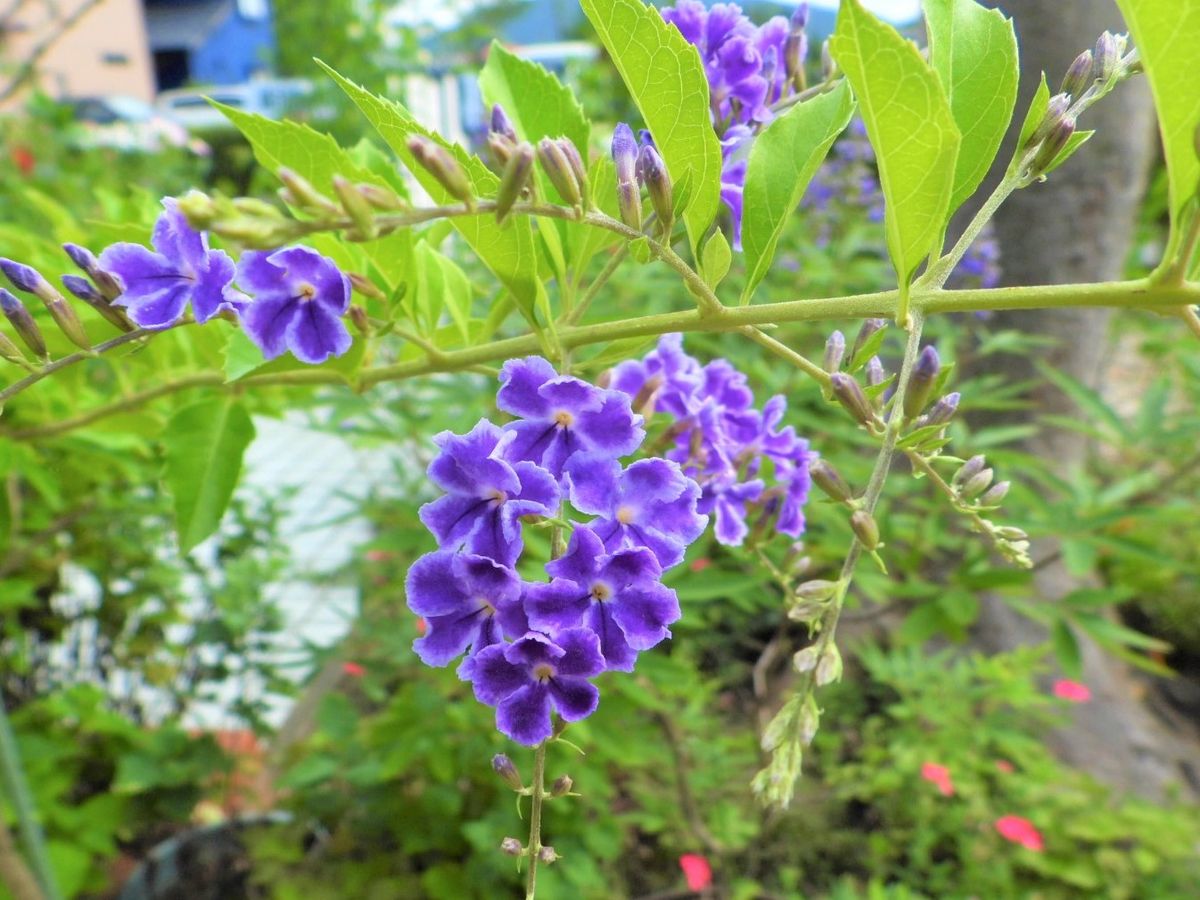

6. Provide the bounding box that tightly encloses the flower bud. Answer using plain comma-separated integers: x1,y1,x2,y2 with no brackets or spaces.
356,182,406,211
637,144,674,235
953,454,987,487
1060,50,1094,97
921,391,960,428
799,695,820,745
333,174,378,240
979,480,1010,507
1026,93,1071,150
794,579,839,603
809,459,853,504
348,304,370,336
487,132,516,168
63,243,122,301
784,6,809,89
850,509,879,550
1031,116,1076,175
612,123,642,230
537,137,583,210
277,167,340,215
500,837,524,857
538,846,560,865
558,138,590,209
851,317,885,362
495,141,535,224
492,753,523,791
960,468,995,500
824,330,845,372
815,643,843,686
903,345,940,420
865,355,886,388
995,525,1028,541
2,262,90,351
0,288,47,358
61,275,133,332
830,373,878,428
491,104,517,143
175,190,219,229
820,38,836,81
1092,32,1119,83
347,272,386,301
0,327,29,366
595,368,613,390
1,258,51,301
631,373,663,418
407,136,474,207
550,774,574,797
793,645,819,673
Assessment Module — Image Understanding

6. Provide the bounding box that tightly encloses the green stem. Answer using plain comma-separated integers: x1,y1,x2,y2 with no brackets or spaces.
0,696,59,900
1181,306,1200,341
525,741,548,900
5,279,1197,441
739,326,831,389
0,327,160,406
920,177,1017,290
563,245,629,327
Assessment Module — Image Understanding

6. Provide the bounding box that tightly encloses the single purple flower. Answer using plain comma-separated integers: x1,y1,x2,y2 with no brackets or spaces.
461,628,605,746
419,419,559,566
609,333,704,419
405,551,526,666
524,526,680,671
236,246,352,364
706,474,766,546
98,198,239,328
564,453,707,569
776,442,815,538
497,356,645,478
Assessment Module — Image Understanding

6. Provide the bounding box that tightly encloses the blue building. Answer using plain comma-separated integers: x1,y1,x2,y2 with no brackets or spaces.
143,0,275,92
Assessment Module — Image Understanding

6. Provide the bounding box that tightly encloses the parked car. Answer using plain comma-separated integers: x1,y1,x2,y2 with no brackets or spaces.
67,95,208,155
156,78,329,132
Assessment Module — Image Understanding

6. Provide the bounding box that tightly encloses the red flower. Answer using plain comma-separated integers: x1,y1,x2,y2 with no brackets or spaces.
1053,679,1091,703
995,759,1014,774
678,853,712,891
342,661,366,678
415,617,427,636
920,761,954,796
995,815,1044,851
11,146,35,175
689,557,712,573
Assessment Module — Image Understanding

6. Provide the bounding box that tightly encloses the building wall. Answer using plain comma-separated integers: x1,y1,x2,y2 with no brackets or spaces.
190,4,274,86
1,0,155,107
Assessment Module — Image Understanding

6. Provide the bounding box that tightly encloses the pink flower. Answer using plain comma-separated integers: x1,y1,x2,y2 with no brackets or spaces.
1053,679,1092,703
995,815,1044,851
689,557,712,573
342,661,366,678
415,617,427,636
995,759,1014,774
364,549,393,562
920,762,954,796
679,853,712,891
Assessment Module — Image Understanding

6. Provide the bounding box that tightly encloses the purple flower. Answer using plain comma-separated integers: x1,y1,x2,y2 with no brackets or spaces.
236,246,352,365
610,333,703,419
461,628,605,745
707,475,766,545
564,453,707,569
524,526,680,671
405,551,527,666
497,356,645,478
419,419,559,566
776,442,815,538
98,198,239,328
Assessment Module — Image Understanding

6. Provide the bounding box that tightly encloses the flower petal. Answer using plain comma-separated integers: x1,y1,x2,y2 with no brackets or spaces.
286,296,352,364
525,579,590,634
496,356,557,418
496,683,553,745
404,550,472,617
419,494,489,550
241,293,296,360
190,250,237,323
552,626,605,678
548,676,599,722
464,644,528,706
611,582,679,651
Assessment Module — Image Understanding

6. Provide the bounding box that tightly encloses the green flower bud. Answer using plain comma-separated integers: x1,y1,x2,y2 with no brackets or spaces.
348,304,371,336
495,141,535,224
347,272,386,302
356,182,406,211
537,137,583,210
960,468,995,500
175,190,219,229
793,646,819,673
277,167,340,215
1060,50,1094,97
953,454,987,487
815,644,843,686
795,579,839,603
558,138,590,209
830,373,878,429
407,136,475,207
810,459,854,504
0,330,28,367
550,774,574,797
850,510,879,550
979,480,1010,507
333,174,378,240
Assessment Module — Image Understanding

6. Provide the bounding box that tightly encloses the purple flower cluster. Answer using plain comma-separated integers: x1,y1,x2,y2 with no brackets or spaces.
662,2,809,246
405,357,708,745
610,335,814,547
93,199,354,364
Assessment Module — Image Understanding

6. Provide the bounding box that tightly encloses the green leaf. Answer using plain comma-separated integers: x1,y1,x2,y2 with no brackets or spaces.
1033,359,1125,437
414,242,472,343
162,397,256,553
740,81,855,303
317,61,547,327
700,229,732,290
1014,73,1050,153
831,0,961,317
1052,619,1083,680
1040,129,1094,176
1114,0,1200,261
923,0,1019,214
580,0,722,251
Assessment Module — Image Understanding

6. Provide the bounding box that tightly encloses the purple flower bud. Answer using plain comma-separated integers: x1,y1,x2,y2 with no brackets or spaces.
851,318,886,363
979,480,1010,506
810,459,853,504
492,753,523,791
830,373,878,429
953,454,987,487
791,3,809,31
865,356,887,388
347,272,386,301
3,258,90,349
0,288,47,358
850,509,880,550
612,123,642,230
1031,116,1076,175
921,391,960,428
490,104,517,142
62,275,133,333
406,136,474,207
538,846,560,865
550,774,574,797
500,837,524,857
348,304,370,336
0,258,50,297
558,138,590,208
824,330,845,373
1092,32,1119,83
487,132,515,168
1060,50,1094,97
537,137,583,209
1027,94,1071,150
960,468,995,500
637,144,674,235
63,244,123,302
495,141,535,224
904,345,940,420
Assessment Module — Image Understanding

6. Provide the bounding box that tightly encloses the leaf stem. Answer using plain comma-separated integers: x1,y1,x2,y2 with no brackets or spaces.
920,177,1017,290
525,741,548,900
739,326,831,389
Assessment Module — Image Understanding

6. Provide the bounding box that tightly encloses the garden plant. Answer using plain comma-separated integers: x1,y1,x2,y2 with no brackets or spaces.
1,0,1200,897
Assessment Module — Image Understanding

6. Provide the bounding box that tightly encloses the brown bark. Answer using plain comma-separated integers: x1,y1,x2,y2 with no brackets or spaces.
967,1,1199,799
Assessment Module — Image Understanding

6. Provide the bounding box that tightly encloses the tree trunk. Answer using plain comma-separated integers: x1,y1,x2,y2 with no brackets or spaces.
967,0,1199,799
